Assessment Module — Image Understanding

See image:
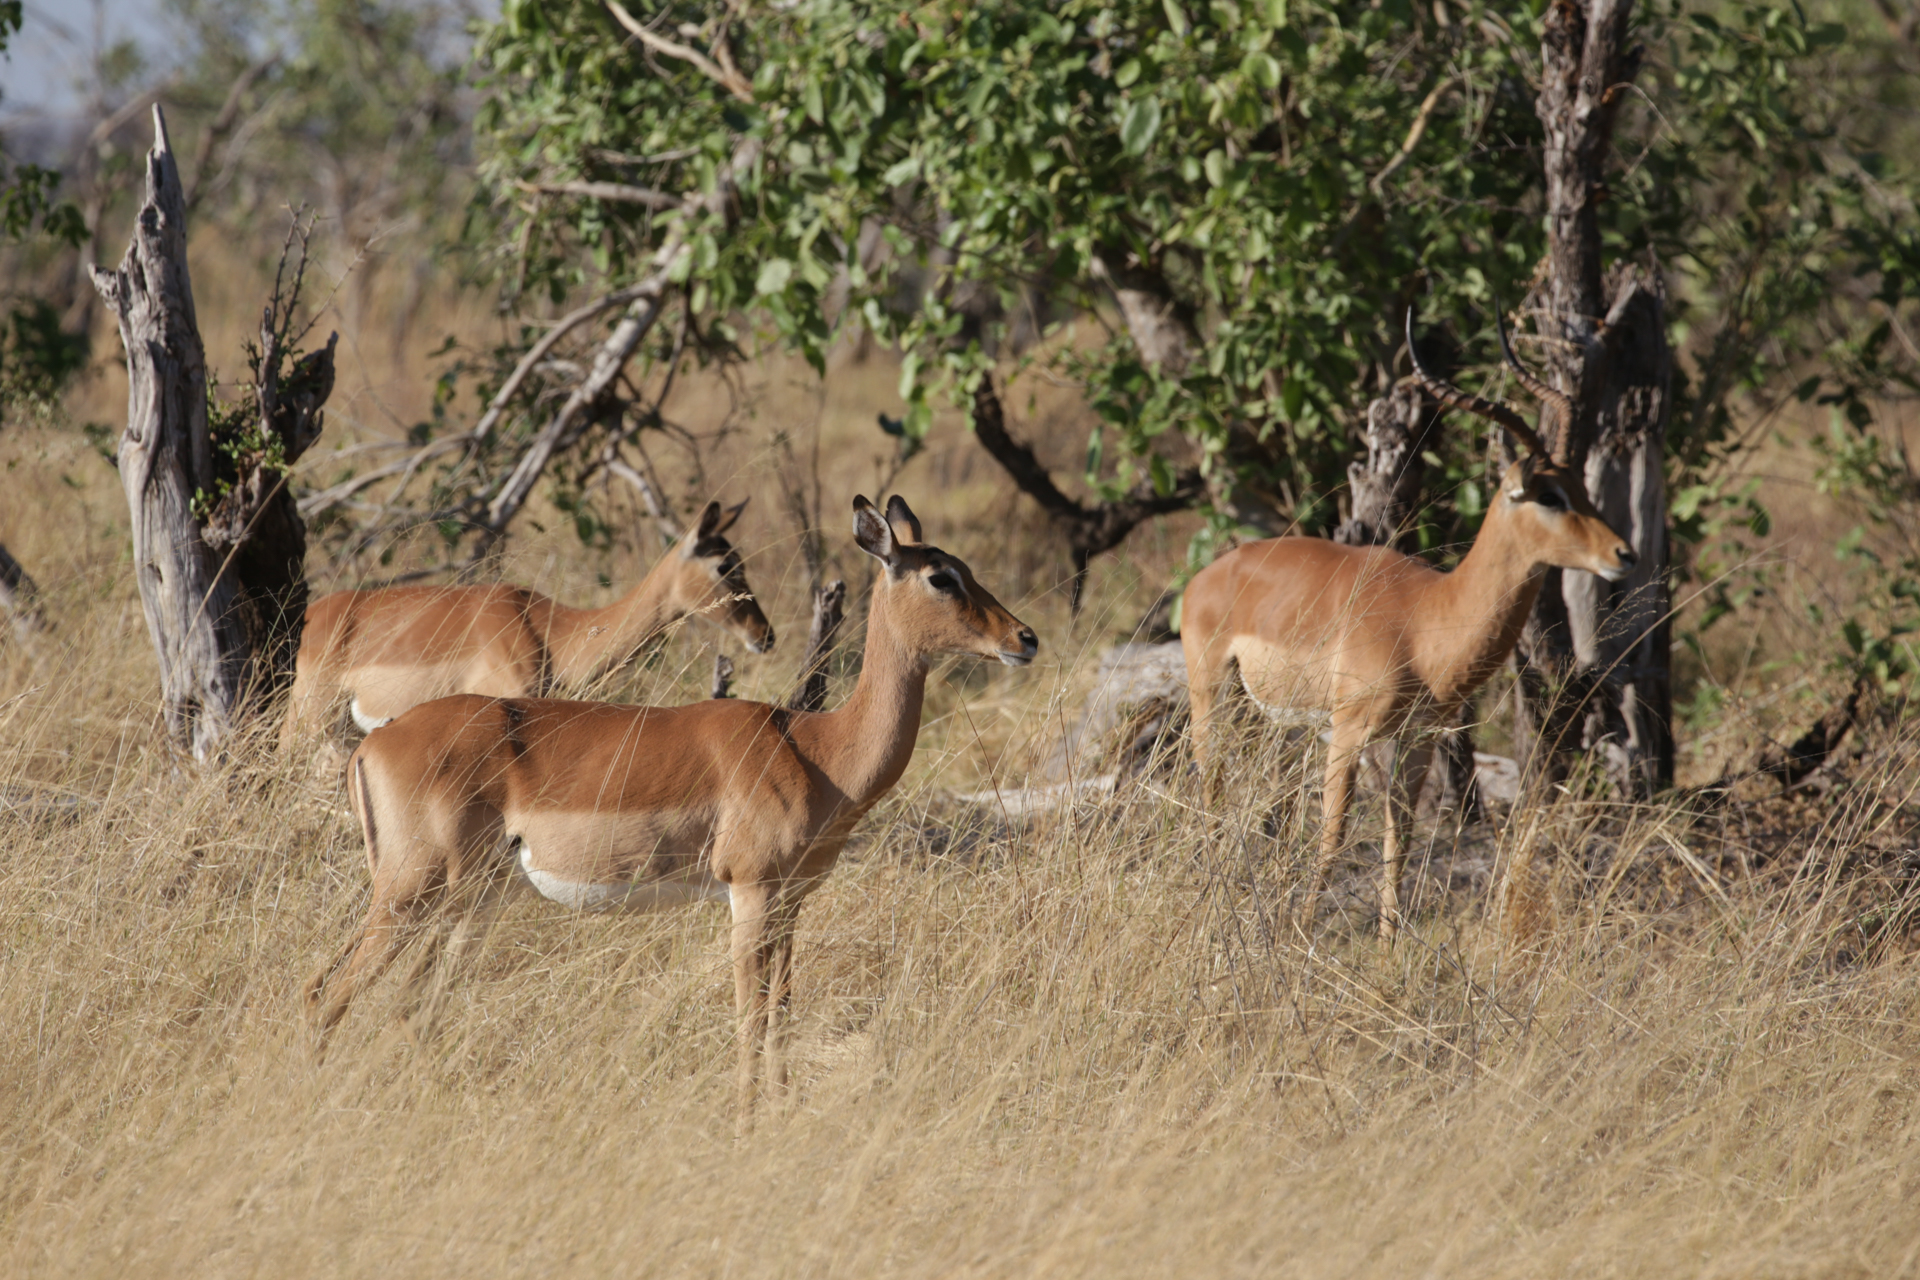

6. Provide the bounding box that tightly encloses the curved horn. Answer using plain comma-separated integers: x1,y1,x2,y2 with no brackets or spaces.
1404,309,1547,457
1494,302,1573,430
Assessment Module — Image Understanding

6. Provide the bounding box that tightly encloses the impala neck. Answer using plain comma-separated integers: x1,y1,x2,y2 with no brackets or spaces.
789,577,927,809
548,556,685,687
1424,502,1550,702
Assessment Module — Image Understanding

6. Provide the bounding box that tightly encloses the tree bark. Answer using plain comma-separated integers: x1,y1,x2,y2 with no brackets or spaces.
1333,381,1436,552
0,543,47,638
970,376,1203,612
786,579,845,713
1093,253,1198,376
90,106,249,761
1513,0,1674,796
203,313,335,700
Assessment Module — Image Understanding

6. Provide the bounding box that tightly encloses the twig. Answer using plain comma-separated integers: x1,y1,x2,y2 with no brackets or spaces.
1370,78,1454,197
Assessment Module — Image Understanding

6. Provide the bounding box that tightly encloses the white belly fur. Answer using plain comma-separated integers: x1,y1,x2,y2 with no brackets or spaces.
349,698,393,734
516,843,730,912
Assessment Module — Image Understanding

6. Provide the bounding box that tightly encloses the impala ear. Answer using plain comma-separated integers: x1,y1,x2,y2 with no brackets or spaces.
1505,456,1538,503
853,495,898,565
681,500,724,558
884,495,923,545
711,496,748,537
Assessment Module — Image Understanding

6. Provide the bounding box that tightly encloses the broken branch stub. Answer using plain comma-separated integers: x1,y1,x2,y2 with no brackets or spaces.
786,579,846,714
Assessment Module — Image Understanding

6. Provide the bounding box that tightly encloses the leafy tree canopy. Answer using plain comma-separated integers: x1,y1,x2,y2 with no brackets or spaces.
460,0,1913,568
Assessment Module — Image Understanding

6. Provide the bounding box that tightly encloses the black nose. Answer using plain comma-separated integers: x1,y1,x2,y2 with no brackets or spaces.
1018,627,1038,652
1617,546,1637,569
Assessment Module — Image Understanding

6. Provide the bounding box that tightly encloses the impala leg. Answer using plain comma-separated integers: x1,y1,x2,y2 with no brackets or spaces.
764,902,799,1103
402,876,508,1044
304,894,434,1054
279,666,324,753
729,881,778,1131
1311,717,1367,921
1188,666,1220,805
1378,739,1434,943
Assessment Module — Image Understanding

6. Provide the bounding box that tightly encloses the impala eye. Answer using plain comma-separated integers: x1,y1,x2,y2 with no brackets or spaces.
927,571,961,594
1534,487,1568,512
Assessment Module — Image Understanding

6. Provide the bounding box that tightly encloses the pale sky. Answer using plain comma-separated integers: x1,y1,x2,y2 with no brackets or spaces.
2,0,180,125
1,0,492,138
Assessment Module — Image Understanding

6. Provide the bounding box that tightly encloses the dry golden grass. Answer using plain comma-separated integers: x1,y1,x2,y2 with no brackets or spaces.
5,240,1920,1278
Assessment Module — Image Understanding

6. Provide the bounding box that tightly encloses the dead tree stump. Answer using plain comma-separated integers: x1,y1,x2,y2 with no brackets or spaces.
89,107,334,757
90,106,249,760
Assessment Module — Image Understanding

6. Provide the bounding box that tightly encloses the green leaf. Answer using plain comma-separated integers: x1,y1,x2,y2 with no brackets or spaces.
1150,454,1174,496
1263,0,1287,27
1280,376,1304,422
1203,148,1228,187
1162,0,1190,36
1121,97,1163,156
1241,51,1282,89
1114,58,1142,89
755,259,794,295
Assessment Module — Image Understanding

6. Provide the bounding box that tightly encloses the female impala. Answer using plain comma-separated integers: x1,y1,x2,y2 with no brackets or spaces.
282,498,774,747
304,495,1037,1122
1182,314,1635,939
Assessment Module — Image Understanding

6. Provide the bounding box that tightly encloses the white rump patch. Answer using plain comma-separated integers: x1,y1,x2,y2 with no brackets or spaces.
515,843,729,912
349,699,393,734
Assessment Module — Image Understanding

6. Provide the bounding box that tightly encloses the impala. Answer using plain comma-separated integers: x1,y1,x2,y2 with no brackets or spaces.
1181,313,1635,939
303,495,1038,1122
282,498,774,748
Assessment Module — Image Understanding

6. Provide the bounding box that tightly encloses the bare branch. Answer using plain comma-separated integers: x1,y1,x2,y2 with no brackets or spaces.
970,376,1202,612
604,0,754,103
470,280,666,446
516,179,680,210
186,56,281,211
607,456,683,539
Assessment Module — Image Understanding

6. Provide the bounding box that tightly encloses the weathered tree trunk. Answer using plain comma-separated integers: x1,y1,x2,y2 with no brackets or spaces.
1332,381,1481,818
0,542,48,638
90,107,250,761
786,579,845,713
1333,382,1436,552
1512,0,1675,796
